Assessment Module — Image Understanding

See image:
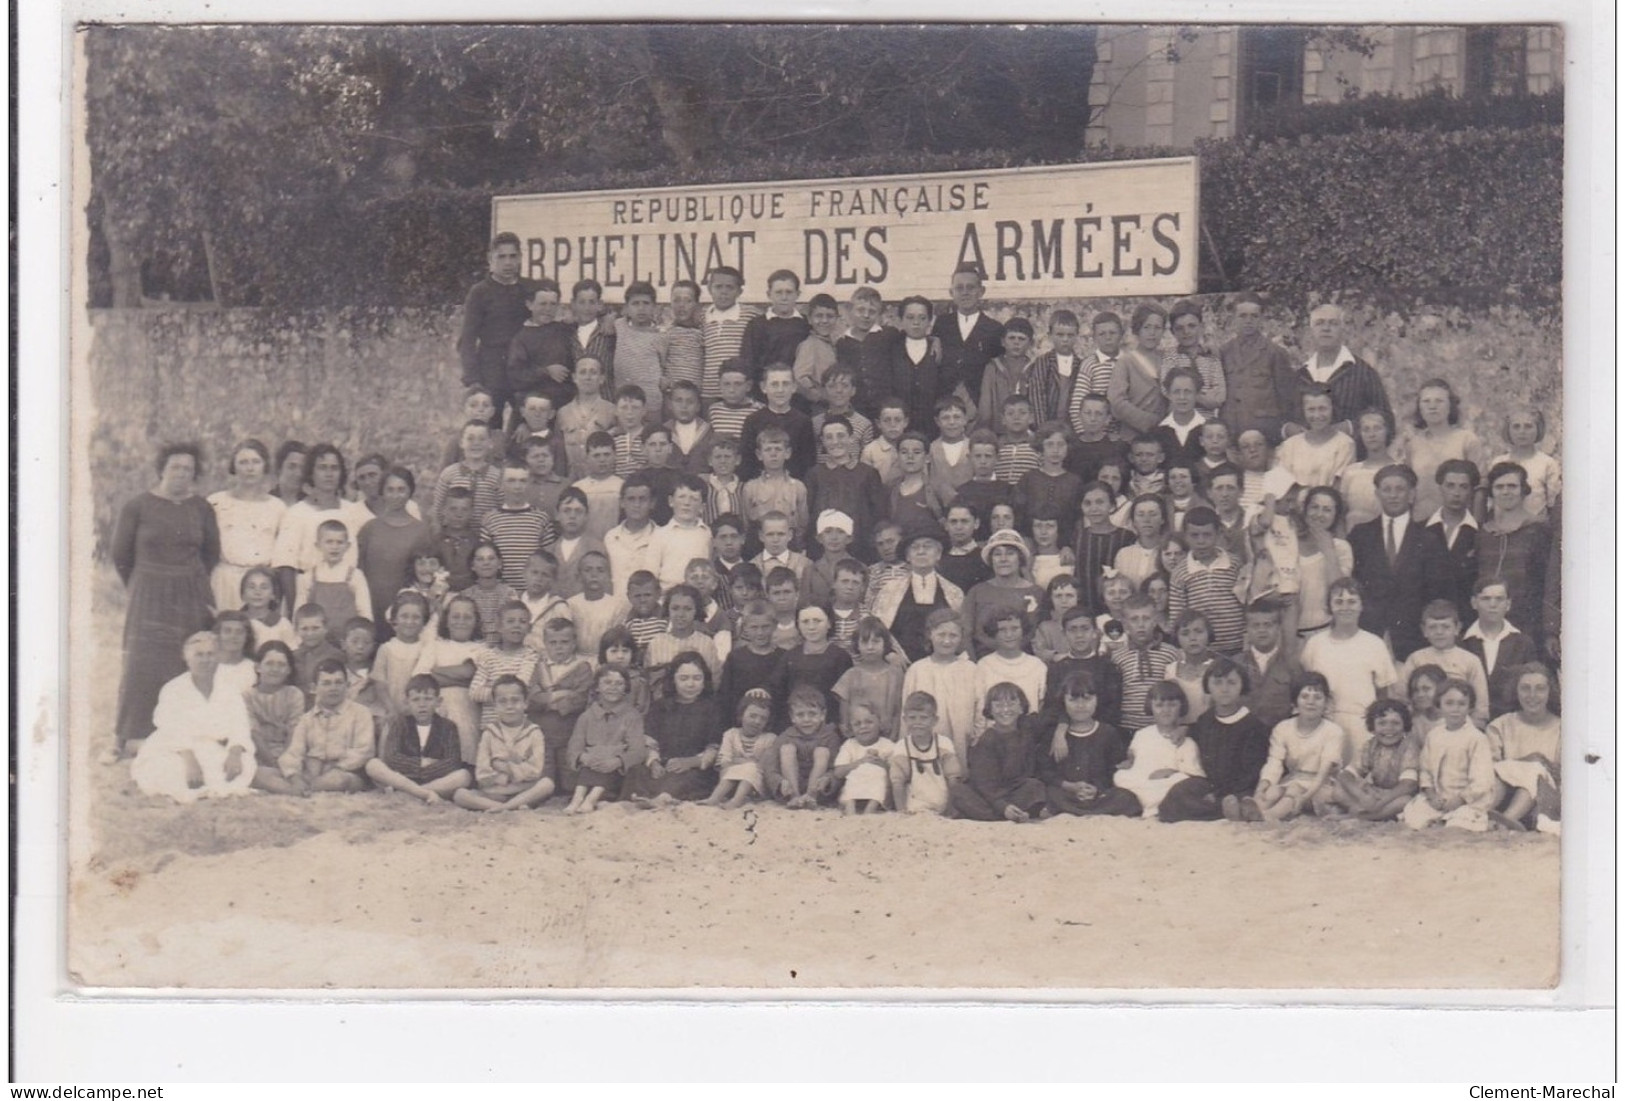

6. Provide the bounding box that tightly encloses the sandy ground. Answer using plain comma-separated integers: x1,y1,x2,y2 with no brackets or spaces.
69,571,1559,992
72,789,1559,990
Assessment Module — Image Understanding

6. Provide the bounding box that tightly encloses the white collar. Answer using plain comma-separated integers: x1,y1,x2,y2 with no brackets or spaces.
1463,620,1519,640
1185,549,1233,573
1158,410,1206,430
842,326,878,341
1214,706,1252,725
577,318,599,338
1304,345,1357,373
1249,645,1279,667
909,572,940,601
1426,508,1479,531
957,311,981,334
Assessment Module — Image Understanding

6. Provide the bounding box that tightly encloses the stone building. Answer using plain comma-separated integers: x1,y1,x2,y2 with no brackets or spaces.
1085,25,1564,148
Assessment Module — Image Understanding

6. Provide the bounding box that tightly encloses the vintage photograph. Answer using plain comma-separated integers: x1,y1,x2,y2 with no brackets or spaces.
65,20,1569,992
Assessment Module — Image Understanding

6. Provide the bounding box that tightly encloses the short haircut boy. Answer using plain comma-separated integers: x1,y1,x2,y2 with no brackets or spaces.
1421,599,1460,624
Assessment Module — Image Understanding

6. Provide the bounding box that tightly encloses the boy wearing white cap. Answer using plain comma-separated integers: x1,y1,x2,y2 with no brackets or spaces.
802,509,858,606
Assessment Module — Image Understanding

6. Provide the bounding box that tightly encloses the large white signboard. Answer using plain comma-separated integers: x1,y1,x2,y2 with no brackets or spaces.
492,157,1199,300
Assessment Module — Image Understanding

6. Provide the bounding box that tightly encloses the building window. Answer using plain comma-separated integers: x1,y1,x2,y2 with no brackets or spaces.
1237,26,1307,131
1464,26,1529,97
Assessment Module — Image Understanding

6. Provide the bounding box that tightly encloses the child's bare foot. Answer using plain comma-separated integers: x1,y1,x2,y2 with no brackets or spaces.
630,795,655,809
1489,809,1526,832
1003,805,1030,823
1220,795,1242,821
1238,797,1264,823
423,791,442,805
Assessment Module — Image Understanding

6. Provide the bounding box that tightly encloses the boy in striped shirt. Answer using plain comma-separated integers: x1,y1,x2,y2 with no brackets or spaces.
706,363,762,443
1167,507,1247,654
701,266,755,403
995,395,1041,485
479,461,558,588
610,385,649,476
663,279,706,396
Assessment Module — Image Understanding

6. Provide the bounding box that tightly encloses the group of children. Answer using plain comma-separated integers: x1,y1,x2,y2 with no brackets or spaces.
130,257,1562,834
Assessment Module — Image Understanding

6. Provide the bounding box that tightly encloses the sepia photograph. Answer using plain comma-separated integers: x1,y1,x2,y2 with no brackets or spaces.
16,0,1616,1081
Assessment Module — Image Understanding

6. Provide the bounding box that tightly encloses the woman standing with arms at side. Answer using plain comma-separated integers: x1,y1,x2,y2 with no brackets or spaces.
356,466,436,631
108,443,221,762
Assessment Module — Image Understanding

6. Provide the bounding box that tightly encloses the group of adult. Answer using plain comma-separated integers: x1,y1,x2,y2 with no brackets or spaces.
106,440,431,760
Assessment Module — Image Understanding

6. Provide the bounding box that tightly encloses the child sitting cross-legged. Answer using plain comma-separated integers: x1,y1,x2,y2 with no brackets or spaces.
364,674,474,804
1318,699,1420,823
277,657,375,795
951,682,1049,823
1400,678,1500,832
452,675,554,812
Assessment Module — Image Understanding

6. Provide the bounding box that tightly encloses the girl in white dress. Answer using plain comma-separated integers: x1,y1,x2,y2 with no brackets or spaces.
829,703,895,814
899,609,979,764
208,439,287,613
1114,680,1203,819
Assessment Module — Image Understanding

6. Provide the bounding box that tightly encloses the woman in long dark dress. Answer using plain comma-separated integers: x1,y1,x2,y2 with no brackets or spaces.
108,443,220,760
356,466,435,630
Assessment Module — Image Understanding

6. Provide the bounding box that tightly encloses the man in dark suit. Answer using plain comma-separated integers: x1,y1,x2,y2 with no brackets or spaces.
1422,459,1482,624
931,262,1005,418
1348,464,1447,661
